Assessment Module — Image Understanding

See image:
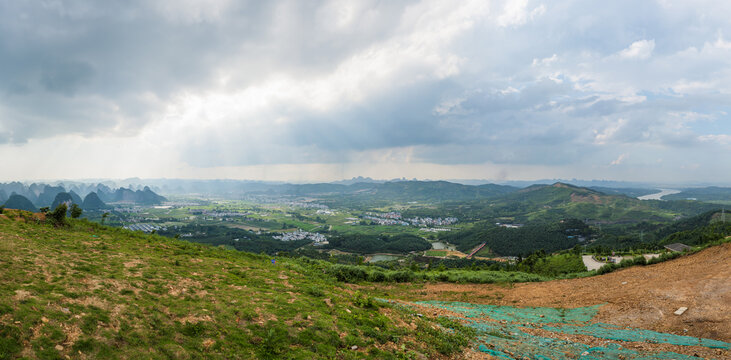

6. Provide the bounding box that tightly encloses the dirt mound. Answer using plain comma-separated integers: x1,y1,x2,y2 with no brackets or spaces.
570,192,604,204
403,242,731,342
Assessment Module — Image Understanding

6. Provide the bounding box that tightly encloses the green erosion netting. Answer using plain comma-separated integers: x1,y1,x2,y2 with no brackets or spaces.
414,301,600,324
542,322,730,349
394,300,730,359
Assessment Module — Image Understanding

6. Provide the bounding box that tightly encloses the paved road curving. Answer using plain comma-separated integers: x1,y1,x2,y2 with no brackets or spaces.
581,255,606,271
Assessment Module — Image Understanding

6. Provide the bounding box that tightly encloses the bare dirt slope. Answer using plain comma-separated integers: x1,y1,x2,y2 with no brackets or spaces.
398,242,731,342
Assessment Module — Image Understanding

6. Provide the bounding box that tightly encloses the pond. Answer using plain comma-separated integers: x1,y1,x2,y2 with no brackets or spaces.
367,254,399,263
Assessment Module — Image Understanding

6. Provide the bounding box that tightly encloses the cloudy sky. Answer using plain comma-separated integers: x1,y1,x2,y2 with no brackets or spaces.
1,0,730,183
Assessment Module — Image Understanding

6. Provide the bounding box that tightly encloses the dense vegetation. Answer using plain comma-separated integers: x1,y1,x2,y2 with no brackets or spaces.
515,248,587,276
588,209,729,251
324,233,431,254
440,218,591,256
157,225,311,255
660,220,731,247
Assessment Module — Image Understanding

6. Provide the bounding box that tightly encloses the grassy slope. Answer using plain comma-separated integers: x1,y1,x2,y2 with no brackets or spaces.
0,211,473,359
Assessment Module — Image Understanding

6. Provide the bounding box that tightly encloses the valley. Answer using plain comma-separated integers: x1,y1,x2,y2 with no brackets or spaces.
2,179,730,359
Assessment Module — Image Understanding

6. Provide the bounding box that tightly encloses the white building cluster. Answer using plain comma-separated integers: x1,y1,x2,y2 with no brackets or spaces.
406,216,458,226
123,223,164,233
272,229,328,244
286,201,329,210
202,210,251,217
363,212,458,227
363,214,410,226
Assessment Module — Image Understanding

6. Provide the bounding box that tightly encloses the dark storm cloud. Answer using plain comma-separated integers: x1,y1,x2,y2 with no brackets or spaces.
0,0,415,142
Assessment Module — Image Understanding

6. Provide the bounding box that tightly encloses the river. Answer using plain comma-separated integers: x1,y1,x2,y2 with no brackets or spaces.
637,189,681,200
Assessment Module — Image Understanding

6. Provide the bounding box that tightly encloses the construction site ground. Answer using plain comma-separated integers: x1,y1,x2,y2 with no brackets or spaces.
356,241,731,358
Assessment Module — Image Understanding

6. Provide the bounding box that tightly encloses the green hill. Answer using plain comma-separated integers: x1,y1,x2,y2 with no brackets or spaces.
82,192,108,210
36,185,65,208
0,211,473,359
255,181,518,207
51,192,75,210
3,194,37,212
416,183,716,224
68,191,84,206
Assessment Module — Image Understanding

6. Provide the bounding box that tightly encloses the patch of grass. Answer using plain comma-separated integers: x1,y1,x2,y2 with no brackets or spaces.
0,215,479,359
0,324,22,360
425,250,448,257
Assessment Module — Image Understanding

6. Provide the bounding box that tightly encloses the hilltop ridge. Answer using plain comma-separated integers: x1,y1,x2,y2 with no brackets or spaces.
0,211,473,359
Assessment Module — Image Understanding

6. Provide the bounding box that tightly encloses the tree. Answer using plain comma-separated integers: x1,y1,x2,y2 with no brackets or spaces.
101,212,110,225
70,204,83,219
48,204,68,227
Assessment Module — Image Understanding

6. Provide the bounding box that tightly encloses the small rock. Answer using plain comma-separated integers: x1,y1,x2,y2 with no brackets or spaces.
41,317,49,323
416,313,423,317
581,351,589,356
674,307,688,316
60,308,70,314
621,281,628,285
345,308,351,314
55,345,64,351
351,345,358,350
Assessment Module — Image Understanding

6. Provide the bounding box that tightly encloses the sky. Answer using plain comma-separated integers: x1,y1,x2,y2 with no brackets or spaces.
1,0,730,183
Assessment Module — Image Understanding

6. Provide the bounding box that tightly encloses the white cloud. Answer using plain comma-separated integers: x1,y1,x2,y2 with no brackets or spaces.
618,39,655,59
610,153,628,165
698,134,730,145
532,54,557,67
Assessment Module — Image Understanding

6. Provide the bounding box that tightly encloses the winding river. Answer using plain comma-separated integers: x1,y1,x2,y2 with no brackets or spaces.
637,189,681,200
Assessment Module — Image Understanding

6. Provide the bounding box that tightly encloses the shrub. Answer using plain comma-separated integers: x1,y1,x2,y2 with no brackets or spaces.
47,204,68,227
353,291,376,308
387,270,415,283
70,204,83,219
367,270,386,282
326,265,368,282
596,263,618,275
632,256,646,266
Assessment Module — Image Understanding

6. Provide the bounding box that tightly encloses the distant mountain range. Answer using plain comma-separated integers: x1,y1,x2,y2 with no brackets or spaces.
0,182,167,211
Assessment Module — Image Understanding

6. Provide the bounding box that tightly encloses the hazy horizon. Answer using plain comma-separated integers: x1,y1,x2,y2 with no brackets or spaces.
2,176,729,189
1,1,729,183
